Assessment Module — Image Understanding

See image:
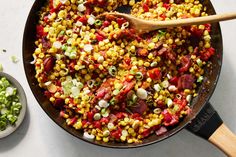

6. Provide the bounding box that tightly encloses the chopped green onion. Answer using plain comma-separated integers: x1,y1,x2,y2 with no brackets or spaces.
101,108,109,117
108,66,117,76
59,30,65,35
153,108,161,114
11,56,19,63
132,94,138,102
93,113,101,120
61,44,68,51
0,77,22,131
130,69,136,75
94,19,102,27
150,62,157,67
109,97,117,105
197,76,204,83
135,72,143,80
87,80,95,88
166,98,173,107
112,89,120,95
102,111,109,117
158,30,166,38
0,120,7,131
172,104,179,113
196,58,203,67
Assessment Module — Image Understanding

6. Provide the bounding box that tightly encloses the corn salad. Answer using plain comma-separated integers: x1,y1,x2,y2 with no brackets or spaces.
33,0,215,143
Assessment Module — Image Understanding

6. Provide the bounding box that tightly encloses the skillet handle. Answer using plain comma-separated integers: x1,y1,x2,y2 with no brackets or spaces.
209,123,236,156
187,102,236,156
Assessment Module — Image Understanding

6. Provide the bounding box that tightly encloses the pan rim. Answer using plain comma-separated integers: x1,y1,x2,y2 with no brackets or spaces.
22,0,223,148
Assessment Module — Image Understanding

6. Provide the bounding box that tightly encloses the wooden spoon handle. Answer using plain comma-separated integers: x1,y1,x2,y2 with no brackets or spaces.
153,12,236,29
209,124,236,157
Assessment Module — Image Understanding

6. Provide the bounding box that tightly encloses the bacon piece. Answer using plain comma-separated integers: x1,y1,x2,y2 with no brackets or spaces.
178,74,195,89
130,99,148,115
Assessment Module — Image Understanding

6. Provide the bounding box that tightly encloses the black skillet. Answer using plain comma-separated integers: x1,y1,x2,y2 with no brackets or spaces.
23,0,236,156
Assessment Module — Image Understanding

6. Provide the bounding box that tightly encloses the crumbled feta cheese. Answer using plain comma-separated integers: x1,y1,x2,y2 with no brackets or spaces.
98,99,109,108
78,3,86,12
75,21,83,27
87,16,95,25
107,122,114,130
166,98,173,107
71,86,80,98
84,44,93,52
53,41,62,49
136,88,148,99
83,132,95,140
60,0,67,4
168,85,177,92
161,80,169,88
97,56,104,63
93,113,101,120
121,130,128,137
186,95,192,102
154,84,161,92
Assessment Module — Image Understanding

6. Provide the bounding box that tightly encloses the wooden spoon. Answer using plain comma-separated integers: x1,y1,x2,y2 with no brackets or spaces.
101,12,236,33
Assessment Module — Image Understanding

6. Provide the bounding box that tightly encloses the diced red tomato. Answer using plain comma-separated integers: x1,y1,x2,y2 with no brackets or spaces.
162,109,179,126
49,0,62,13
141,128,150,137
163,3,171,10
68,117,78,126
100,117,109,124
204,24,211,32
103,21,110,27
87,111,94,122
78,16,87,25
169,76,179,86
93,121,102,129
173,98,187,112
117,18,126,27
160,14,167,20
115,112,125,119
142,3,149,12
190,26,204,37
111,128,122,139
147,68,162,80
96,33,104,41
36,25,47,38
200,47,215,61
82,120,88,127
124,58,131,65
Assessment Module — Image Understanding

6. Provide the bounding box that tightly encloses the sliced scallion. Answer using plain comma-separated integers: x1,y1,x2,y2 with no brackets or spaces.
108,66,117,77
135,72,143,80
94,19,102,27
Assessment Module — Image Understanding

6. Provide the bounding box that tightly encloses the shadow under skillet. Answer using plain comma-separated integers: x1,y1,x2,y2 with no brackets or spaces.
0,106,30,152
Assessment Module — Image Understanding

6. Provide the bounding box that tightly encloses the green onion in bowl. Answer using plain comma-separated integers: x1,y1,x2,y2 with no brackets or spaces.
0,72,27,138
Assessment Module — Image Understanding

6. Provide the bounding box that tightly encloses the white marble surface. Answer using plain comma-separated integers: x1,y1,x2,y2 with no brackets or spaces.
0,0,236,156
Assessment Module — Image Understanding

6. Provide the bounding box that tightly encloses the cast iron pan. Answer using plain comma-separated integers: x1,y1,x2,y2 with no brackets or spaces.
23,0,236,156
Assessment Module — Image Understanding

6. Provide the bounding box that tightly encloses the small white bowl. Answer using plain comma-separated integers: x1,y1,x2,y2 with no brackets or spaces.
0,72,27,138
